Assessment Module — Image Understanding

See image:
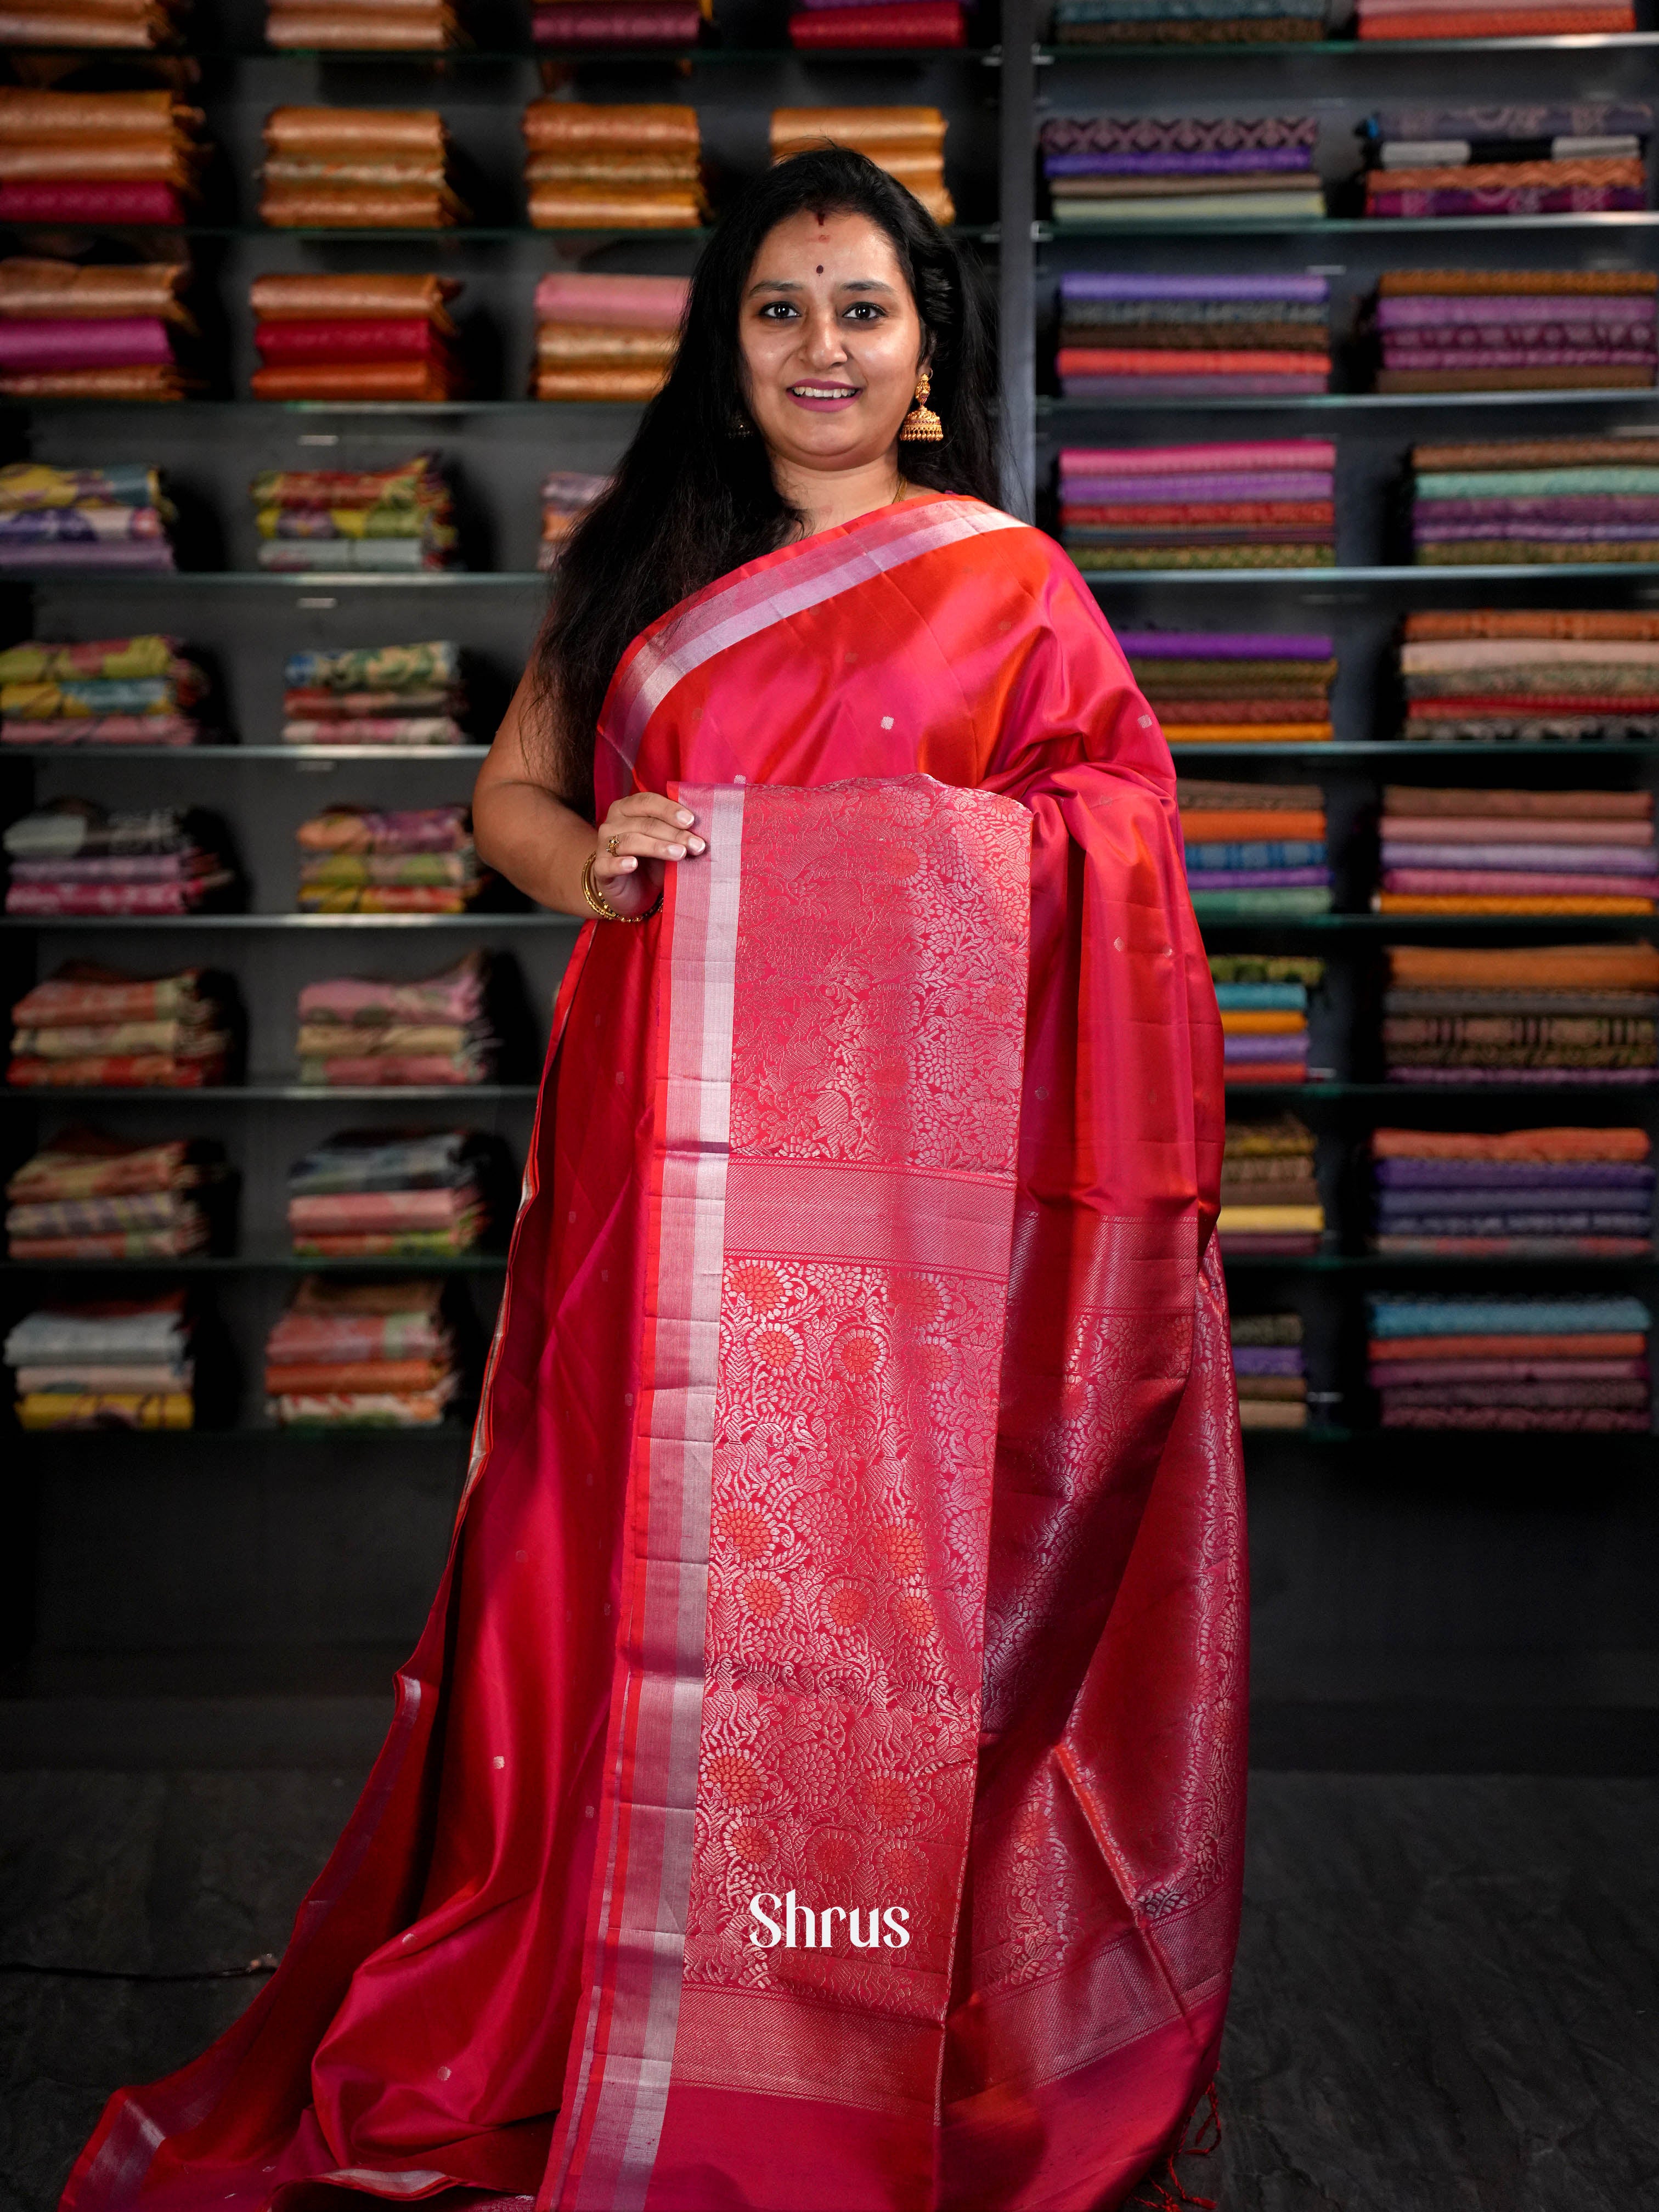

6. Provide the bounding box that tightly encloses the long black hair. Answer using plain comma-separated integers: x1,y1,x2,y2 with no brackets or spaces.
531,145,1001,811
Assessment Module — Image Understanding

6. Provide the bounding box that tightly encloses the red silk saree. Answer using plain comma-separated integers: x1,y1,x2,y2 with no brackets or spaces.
63,494,1246,2212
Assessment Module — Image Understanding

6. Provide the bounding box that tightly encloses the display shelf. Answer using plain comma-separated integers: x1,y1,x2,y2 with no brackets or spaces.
1039,215,1659,239
0,1248,508,1274
1222,1251,1658,1273
1041,391,1659,419
1169,743,1659,763
1198,912,1659,933
0,911,574,930
3,42,1002,63
0,745,490,761
0,572,549,588
1225,1082,1659,1101
1039,30,1659,55
0,1085,540,1103
14,1422,476,1442
0,224,1000,244
1080,566,1659,590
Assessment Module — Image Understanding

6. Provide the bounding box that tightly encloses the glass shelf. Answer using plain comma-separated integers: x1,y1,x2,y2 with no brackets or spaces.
1079,564,1659,588
0,571,548,588
1198,911,1659,932
0,223,997,245
0,743,489,760
1040,214,1659,240
1041,391,1659,419
1223,1251,1657,1271
1040,31,1659,57
16,1422,476,1442
0,910,575,929
0,1084,540,1103
5,42,999,63
0,399,623,417
0,1246,507,1272
1170,741,1659,761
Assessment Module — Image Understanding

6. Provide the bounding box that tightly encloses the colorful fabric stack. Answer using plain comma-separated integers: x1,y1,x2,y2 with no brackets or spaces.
523,102,703,230
1370,1126,1654,1260
286,1127,506,1257
260,108,466,229
264,1277,462,1426
6,1130,227,1261
251,273,463,403
5,1290,195,1430
1218,1114,1323,1255
540,470,611,569
532,272,686,402
1410,436,1659,569
1053,0,1325,38
1368,1294,1653,1431
788,0,966,47
770,110,952,225
283,641,466,748
296,950,498,1086
1383,941,1659,1087
1362,103,1651,220
1180,780,1331,918
1357,0,1630,33
1396,610,1659,746
0,635,207,749
1059,441,1335,572
1056,273,1330,401
0,0,187,44
533,0,704,47
1375,787,1657,916
266,0,465,45
1040,114,1323,230
296,804,488,913
1369,272,1657,397
0,461,175,573
1210,953,1324,1086
252,454,457,573
0,256,197,401
0,89,207,227
1124,630,1334,747
8,963,238,1089
1230,1313,1308,1432
5,800,237,916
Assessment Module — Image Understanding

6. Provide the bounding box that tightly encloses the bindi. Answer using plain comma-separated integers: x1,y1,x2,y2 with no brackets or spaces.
816,264,823,274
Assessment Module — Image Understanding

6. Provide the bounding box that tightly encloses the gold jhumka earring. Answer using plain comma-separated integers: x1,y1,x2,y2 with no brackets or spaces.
899,371,943,443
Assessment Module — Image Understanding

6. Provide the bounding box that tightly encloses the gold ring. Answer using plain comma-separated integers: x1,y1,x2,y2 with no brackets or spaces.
607,834,620,855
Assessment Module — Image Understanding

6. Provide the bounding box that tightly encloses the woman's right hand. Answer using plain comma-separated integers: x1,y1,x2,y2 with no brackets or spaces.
591,789,707,917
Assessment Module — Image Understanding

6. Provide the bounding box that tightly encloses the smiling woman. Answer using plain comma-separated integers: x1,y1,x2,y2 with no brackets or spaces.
63,149,1247,2212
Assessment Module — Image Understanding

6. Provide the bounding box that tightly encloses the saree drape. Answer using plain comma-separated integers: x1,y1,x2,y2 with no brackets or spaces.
61,494,1246,2212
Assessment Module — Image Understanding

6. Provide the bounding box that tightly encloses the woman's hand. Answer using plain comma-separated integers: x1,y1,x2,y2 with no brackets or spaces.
591,790,707,917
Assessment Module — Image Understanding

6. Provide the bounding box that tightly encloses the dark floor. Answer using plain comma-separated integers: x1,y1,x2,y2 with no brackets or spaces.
2,1769,1656,2212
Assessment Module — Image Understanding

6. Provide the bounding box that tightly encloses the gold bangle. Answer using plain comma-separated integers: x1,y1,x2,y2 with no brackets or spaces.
582,850,662,923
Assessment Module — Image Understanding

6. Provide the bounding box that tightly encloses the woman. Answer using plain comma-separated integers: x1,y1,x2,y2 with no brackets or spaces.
63,150,1245,2212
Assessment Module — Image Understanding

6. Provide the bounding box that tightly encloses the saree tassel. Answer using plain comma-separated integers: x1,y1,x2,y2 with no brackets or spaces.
1128,2078,1222,2211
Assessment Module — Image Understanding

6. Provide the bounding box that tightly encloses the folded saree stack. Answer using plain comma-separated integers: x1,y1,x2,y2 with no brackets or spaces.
1375,786,1658,915
523,101,704,229
1362,103,1651,219
0,256,199,400
1410,436,1659,568
1369,1126,1655,1259
533,0,705,48
5,799,238,916
296,803,488,913
1057,273,1330,401
296,949,498,1086
282,640,467,747
1230,1313,1308,1431
1181,778,1331,917
1218,1114,1323,1255
1052,0,1326,38
1210,952,1324,1085
0,461,175,572
5,1289,195,1430
0,89,207,226
1368,272,1657,397
1396,608,1659,744
787,0,967,48
0,634,207,748
1124,629,1334,745
264,1276,461,1425
286,1127,505,1257
1357,0,1630,32
251,454,458,572
266,0,467,46
6,1129,227,1261
770,109,952,223
9,963,237,1088
1383,940,1659,1085
532,272,685,402
251,273,464,402
1368,1293,1654,1431
1060,440,1335,571
260,108,466,228
1040,113,1323,229
539,469,610,567
0,0,187,44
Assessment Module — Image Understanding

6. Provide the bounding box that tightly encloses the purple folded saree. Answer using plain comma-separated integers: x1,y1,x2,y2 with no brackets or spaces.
1045,149,1314,177
0,318,176,373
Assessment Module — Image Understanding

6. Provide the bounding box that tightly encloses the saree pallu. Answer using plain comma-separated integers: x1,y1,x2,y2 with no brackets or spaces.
63,496,1244,2212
